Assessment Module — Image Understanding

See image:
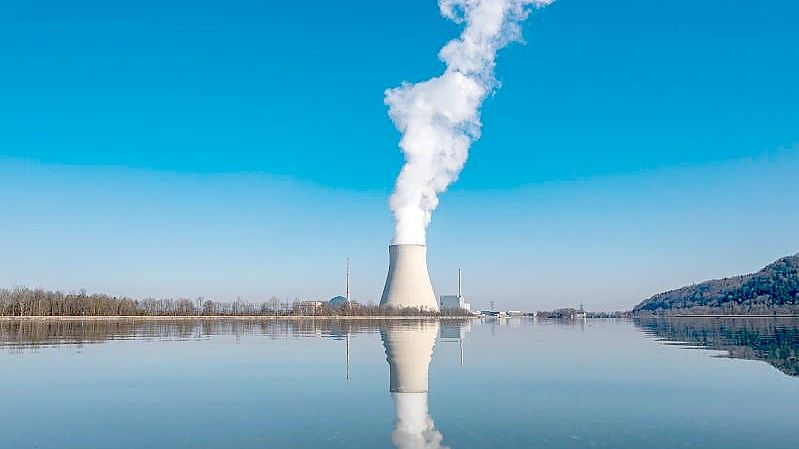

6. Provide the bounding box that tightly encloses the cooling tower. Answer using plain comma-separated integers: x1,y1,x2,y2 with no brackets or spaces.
380,244,439,311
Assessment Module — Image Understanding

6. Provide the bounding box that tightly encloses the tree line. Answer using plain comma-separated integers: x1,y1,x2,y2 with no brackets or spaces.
0,287,471,317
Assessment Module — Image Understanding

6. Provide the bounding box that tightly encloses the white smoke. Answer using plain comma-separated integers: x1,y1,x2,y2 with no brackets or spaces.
386,0,555,244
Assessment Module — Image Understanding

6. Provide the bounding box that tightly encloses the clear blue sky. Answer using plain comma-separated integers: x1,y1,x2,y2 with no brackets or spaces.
2,0,797,310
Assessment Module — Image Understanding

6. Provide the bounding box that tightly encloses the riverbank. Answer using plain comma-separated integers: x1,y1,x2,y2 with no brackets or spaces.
0,315,476,322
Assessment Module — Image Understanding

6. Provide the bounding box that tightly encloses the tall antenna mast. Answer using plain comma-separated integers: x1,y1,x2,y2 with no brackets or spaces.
346,257,351,303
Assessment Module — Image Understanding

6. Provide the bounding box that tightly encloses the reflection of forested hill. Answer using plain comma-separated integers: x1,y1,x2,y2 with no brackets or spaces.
635,317,799,377
634,253,799,314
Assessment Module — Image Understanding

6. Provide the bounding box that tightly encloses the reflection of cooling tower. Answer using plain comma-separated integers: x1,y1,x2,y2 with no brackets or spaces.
382,322,447,449
382,321,439,392
380,244,439,311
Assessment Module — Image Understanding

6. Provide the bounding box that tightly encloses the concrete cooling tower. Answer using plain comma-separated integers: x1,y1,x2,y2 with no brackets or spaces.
380,244,439,311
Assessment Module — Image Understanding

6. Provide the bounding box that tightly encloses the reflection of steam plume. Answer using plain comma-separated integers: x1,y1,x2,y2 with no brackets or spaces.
386,0,556,245
382,322,448,449
392,393,447,449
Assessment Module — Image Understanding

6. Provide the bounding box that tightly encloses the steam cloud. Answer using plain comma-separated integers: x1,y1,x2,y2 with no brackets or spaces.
386,0,555,244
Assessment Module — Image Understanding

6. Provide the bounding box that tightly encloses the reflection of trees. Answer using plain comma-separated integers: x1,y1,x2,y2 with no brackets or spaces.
1,320,193,350
0,319,353,350
0,318,471,353
635,317,799,376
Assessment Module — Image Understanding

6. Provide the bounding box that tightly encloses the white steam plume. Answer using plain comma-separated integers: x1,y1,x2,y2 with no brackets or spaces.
386,0,555,244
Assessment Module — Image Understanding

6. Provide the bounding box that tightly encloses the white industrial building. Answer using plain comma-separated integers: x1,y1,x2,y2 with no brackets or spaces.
439,295,470,312
439,268,470,312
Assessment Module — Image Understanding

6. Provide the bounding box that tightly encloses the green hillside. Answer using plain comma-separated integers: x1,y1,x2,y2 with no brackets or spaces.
634,254,799,314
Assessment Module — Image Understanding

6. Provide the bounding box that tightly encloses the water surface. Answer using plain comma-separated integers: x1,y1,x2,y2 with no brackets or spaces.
1,317,797,449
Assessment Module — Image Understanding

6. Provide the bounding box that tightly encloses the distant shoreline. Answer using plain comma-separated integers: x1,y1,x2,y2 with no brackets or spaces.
643,314,799,318
0,315,476,322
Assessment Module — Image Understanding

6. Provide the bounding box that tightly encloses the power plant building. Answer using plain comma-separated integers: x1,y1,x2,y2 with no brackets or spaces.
439,295,470,312
439,268,470,312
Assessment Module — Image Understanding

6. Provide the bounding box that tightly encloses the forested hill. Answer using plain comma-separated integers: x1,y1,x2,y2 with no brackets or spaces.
634,253,799,314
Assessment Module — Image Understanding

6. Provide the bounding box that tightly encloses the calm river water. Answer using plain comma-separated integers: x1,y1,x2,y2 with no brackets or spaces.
1,317,797,449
